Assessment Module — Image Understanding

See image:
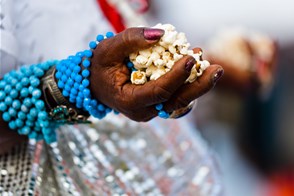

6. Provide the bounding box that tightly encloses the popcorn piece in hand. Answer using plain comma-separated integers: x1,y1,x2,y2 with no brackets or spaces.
129,23,210,84
131,70,147,85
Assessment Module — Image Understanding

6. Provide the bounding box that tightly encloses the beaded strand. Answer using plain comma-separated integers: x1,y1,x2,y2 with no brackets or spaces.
55,32,115,119
0,61,58,143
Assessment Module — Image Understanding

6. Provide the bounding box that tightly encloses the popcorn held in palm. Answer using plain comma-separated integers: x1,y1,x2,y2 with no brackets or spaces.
130,24,210,84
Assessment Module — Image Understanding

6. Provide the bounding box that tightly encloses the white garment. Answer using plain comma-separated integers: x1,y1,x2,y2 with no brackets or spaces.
1,0,113,77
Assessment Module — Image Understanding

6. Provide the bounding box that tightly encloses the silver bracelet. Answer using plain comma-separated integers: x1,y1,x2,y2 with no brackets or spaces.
41,66,90,124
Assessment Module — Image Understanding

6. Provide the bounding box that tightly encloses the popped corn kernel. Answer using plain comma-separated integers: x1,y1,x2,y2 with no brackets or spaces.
128,23,210,85
131,70,147,85
150,67,167,81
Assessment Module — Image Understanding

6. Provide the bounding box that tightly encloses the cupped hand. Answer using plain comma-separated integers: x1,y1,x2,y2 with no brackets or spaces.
90,27,223,121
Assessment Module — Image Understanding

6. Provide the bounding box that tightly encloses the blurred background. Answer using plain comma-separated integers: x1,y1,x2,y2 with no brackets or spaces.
141,0,294,195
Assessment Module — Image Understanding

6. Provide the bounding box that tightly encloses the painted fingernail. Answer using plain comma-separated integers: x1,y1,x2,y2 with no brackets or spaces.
213,68,224,84
185,58,196,73
144,28,165,41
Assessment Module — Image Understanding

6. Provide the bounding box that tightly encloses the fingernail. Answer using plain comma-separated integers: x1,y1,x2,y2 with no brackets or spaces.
185,58,196,73
144,28,165,41
213,68,224,84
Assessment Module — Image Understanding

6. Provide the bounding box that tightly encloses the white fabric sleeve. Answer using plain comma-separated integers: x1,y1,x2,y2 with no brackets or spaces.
0,0,18,77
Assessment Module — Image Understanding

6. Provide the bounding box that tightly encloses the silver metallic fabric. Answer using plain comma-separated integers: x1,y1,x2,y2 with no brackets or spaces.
0,114,223,195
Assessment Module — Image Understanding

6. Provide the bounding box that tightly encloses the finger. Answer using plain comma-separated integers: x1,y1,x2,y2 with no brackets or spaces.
94,27,165,65
163,64,224,112
123,55,197,107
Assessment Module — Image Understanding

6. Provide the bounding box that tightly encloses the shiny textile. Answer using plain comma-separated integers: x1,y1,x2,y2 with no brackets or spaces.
0,114,223,195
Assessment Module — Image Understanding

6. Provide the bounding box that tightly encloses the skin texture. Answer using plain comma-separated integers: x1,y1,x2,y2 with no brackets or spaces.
0,27,223,154
90,27,223,121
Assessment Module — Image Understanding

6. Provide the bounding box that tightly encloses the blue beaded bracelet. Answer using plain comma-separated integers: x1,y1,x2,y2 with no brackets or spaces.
0,61,58,143
55,32,116,119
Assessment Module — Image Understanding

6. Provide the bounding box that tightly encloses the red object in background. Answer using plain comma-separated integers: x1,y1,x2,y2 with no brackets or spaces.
97,0,126,33
267,170,294,196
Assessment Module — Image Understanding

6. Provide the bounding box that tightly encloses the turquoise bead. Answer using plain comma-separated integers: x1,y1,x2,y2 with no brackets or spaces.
10,89,18,99
127,61,134,68
74,75,82,83
84,50,92,58
2,112,11,121
158,111,169,119
28,132,37,139
98,104,105,111
106,31,114,38
70,88,78,95
21,105,29,113
58,80,65,88
18,111,26,120
35,100,45,110
26,120,34,127
0,80,6,88
8,108,17,117
84,98,91,105
20,88,29,97
18,127,31,135
32,89,42,98
105,108,112,113
0,102,7,112
8,121,17,130
64,84,71,91
83,89,90,97
30,76,40,87
69,63,75,70
62,90,69,97
82,69,90,77
0,91,6,101
15,119,24,127
73,56,82,64
73,83,79,89
65,69,71,77
82,59,90,68
55,71,62,79
10,79,18,86
76,52,84,57
96,34,104,42
21,77,30,86
61,74,68,82
4,85,12,93
78,84,84,91
89,41,97,49
28,86,34,94
73,65,81,73
39,120,49,128
15,83,23,91
67,78,74,86
5,97,13,106
82,79,90,87
155,104,163,111
12,100,21,109
24,98,32,107
38,111,48,120
91,99,98,107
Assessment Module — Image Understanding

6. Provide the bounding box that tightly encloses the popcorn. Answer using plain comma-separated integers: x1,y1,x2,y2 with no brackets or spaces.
129,23,210,84
131,70,147,85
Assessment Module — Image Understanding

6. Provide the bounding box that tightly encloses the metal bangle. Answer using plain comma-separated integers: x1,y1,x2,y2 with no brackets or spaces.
41,66,90,124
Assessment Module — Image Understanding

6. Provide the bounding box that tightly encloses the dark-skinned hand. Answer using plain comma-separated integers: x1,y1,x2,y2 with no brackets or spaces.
90,27,224,121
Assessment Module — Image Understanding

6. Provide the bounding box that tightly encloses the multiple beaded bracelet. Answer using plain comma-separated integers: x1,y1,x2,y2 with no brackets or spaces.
0,30,178,144
0,32,117,143
0,61,58,143
54,32,115,120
